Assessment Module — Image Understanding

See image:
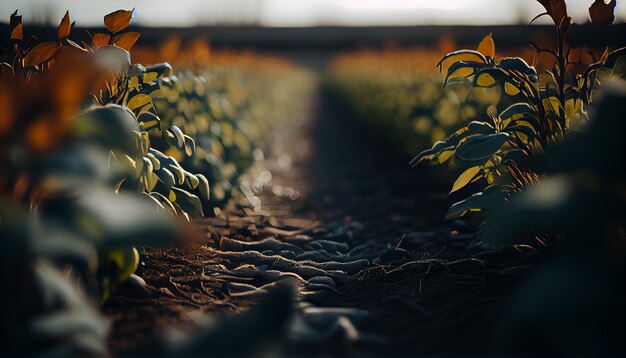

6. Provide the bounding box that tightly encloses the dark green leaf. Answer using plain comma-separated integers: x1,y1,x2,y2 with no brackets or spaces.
456,133,510,162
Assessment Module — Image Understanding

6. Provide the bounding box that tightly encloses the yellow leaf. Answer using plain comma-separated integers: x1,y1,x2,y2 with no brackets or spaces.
438,149,455,164
143,72,159,83
504,82,520,96
447,67,474,82
564,98,582,119
104,9,133,34
439,52,486,77
476,33,495,58
23,42,61,67
451,166,482,193
542,96,562,116
168,190,176,202
476,72,496,87
128,76,140,90
58,11,71,40
127,94,152,111
111,31,140,51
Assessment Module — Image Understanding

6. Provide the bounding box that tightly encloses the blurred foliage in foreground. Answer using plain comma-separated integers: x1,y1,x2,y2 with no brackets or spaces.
0,9,311,356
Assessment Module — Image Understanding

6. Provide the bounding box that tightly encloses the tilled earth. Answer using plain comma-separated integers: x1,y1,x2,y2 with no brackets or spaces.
104,90,536,356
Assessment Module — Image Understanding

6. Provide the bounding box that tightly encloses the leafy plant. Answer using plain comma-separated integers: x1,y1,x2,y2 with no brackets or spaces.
1,7,203,302
411,0,625,232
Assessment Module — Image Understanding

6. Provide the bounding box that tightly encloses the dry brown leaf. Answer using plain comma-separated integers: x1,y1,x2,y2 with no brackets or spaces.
104,9,133,34
537,0,568,26
589,0,616,25
58,11,71,40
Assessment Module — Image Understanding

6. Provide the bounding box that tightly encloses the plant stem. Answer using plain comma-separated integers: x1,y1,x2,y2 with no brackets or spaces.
556,24,567,130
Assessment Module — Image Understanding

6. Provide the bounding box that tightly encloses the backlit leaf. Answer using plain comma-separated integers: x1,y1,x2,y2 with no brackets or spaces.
10,10,23,41
58,11,71,40
168,125,185,148
450,166,482,193
476,72,496,87
170,187,204,217
92,33,110,48
127,94,152,111
476,33,495,58
11,23,23,41
456,133,510,161
445,185,508,220
104,9,133,34
23,42,61,67
111,31,140,51
504,82,520,96
438,50,486,77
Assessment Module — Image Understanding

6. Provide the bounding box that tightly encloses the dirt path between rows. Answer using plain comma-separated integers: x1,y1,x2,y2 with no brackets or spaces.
104,84,534,357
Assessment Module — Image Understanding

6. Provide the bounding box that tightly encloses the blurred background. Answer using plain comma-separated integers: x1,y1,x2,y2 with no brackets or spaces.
2,0,626,26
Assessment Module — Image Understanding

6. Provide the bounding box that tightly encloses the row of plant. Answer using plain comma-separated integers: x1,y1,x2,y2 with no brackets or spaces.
325,47,501,158
325,2,624,353
325,0,624,245
411,0,625,246
0,9,313,356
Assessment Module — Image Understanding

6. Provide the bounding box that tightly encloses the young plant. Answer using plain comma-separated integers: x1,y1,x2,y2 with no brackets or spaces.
411,0,624,229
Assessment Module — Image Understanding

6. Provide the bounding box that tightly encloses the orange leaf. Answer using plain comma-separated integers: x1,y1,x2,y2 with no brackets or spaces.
11,23,23,41
10,10,23,41
537,0,568,26
104,9,133,34
476,33,495,58
589,0,616,25
92,33,111,48
58,10,71,40
112,31,141,51
23,42,61,67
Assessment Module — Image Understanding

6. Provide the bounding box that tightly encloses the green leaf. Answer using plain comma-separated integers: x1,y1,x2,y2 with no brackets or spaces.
168,125,185,148
438,50,487,76
73,105,140,154
154,167,176,189
195,174,210,202
444,60,490,86
499,58,537,78
456,133,510,162
445,185,509,220
170,187,204,217
183,134,196,157
450,166,482,193
145,62,173,78
472,68,508,88
137,112,161,132
410,121,495,166
500,103,536,121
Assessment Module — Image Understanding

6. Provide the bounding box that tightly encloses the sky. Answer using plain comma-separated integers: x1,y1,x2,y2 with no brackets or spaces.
1,0,625,27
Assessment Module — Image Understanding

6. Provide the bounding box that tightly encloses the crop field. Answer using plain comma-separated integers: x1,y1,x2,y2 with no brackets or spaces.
1,1,625,357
